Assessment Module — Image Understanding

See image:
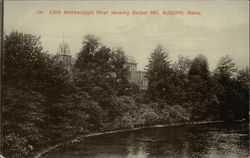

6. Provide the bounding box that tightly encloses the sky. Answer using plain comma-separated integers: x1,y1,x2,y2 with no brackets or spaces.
4,1,249,70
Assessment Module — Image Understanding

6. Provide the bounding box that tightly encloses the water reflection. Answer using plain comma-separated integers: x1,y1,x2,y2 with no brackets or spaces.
42,122,249,158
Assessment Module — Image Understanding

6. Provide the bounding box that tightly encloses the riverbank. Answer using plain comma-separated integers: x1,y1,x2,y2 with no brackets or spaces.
34,120,239,158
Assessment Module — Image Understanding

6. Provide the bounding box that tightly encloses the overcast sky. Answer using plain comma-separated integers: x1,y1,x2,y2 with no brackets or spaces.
4,1,249,70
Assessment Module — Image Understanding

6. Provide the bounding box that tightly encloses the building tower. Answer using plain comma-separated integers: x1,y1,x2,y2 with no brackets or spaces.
125,55,138,83
124,55,148,89
55,34,72,72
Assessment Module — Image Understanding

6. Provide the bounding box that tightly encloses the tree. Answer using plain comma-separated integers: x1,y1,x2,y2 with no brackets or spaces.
110,48,130,96
3,88,46,158
173,55,192,74
146,45,171,80
214,56,248,120
170,55,192,104
189,54,210,80
74,34,101,71
74,34,122,125
4,31,45,89
145,45,172,101
3,31,72,99
214,55,237,80
3,31,72,158
235,67,249,120
237,67,249,87
188,54,217,120
61,92,104,134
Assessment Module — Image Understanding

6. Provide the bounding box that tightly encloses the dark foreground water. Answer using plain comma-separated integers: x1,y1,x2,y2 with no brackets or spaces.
42,122,249,158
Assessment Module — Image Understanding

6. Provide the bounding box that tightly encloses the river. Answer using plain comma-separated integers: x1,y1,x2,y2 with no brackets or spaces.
41,122,249,158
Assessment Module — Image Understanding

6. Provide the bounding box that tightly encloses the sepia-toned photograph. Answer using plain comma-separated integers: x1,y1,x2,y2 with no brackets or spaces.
1,0,249,158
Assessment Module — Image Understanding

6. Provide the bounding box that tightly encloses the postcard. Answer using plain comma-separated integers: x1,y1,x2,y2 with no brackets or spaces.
1,1,249,158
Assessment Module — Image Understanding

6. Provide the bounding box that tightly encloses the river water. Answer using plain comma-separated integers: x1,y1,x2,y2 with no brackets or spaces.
42,122,249,158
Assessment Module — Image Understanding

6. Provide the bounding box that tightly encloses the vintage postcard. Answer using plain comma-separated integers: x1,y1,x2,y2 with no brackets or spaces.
1,0,249,158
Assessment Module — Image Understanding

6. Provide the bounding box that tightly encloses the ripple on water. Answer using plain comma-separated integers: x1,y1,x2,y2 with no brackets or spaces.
42,123,249,158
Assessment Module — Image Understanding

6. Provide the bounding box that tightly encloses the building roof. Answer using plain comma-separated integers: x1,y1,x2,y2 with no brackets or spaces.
125,55,137,64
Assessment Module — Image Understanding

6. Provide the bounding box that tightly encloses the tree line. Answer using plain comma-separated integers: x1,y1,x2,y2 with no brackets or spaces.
2,31,249,158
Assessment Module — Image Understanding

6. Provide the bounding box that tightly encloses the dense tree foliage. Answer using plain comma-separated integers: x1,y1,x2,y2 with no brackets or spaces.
145,45,248,122
214,56,249,120
110,48,130,96
3,32,74,158
3,32,248,158
74,35,128,123
187,55,218,120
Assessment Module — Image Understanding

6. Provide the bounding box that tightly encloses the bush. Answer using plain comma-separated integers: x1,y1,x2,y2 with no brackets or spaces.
3,87,46,157
141,110,159,125
112,113,134,129
159,104,190,123
3,133,31,158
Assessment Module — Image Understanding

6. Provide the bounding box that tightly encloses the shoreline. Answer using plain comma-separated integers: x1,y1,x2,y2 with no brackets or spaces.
34,120,245,158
